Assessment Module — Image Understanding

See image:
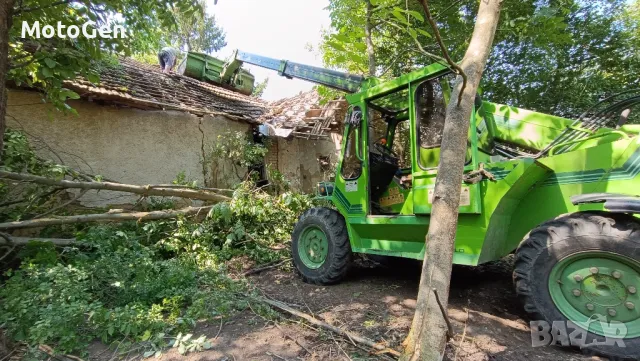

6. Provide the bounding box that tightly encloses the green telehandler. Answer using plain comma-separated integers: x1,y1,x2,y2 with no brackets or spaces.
225,50,640,359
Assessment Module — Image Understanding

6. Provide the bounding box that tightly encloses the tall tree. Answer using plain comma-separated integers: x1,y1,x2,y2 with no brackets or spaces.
364,0,377,76
320,0,636,119
0,0,201,160
401,0,502,360
169,0,226,53
0,0,15,164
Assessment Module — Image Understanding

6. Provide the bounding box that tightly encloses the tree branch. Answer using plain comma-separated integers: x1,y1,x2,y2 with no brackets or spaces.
381,19,447,63
14,0,75,15
0,171,231,202
418,0,467,106
0,206,212,230
0,236,78,246
433,0,465,20
0,232,16,262
33,189,89,219
260,297,401,357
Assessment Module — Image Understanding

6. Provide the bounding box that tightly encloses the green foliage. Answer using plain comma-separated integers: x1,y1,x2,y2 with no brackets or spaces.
0,129,72,221
173,171,198,188
321,0,639,118
0,134,315,355
0,222,247,355
251,77,269,98
0,180,315,354
168,0,227,53
8,0,202,112
206,131,269,182
483,0,639,117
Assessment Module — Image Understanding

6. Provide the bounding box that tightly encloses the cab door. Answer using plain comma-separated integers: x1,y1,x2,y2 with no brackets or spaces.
333,105,368,217
410,76,482,214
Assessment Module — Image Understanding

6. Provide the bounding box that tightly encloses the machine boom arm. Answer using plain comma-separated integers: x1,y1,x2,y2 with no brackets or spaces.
222,50,365,93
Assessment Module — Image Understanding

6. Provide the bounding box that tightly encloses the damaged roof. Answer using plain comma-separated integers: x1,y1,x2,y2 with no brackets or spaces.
258,90,348,139
64,58,267,123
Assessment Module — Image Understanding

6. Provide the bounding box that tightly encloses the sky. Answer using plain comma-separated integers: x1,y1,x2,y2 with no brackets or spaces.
208,0,331,101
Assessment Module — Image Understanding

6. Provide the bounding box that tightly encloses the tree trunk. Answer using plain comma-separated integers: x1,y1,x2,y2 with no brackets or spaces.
364,0,376,77
0,0,15,161
402,1,502,360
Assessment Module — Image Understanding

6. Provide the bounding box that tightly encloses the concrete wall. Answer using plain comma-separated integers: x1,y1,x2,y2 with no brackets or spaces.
6,90,250,207
272,133,342,193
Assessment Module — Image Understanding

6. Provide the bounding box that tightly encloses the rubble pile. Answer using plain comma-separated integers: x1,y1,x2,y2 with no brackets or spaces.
258,90,348,139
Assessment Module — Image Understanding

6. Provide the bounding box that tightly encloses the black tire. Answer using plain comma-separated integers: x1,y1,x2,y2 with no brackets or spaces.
291,207,352,284
514,211,640,360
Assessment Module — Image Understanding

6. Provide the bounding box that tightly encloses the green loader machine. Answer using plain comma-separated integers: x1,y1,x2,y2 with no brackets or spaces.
228,50,640,359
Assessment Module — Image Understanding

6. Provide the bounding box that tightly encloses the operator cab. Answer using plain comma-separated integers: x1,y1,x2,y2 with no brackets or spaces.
337,67,484,216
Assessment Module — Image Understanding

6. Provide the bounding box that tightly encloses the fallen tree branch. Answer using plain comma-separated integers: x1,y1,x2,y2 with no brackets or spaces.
0,232,16,262
33,189,89,219
0,206,212,230
146,184,234,193
243,259,291,276
0,237,78,246
259,297,401,358
37,344,84,361
0,171,230,202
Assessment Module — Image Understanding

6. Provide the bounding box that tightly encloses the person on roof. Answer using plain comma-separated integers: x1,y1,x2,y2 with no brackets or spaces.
158,47,179,74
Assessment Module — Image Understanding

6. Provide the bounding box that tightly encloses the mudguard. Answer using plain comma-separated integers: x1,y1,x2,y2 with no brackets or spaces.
571,193,640,213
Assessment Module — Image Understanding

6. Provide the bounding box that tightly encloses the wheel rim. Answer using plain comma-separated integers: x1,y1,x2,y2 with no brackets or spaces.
298,225,329,269
549,251,640,338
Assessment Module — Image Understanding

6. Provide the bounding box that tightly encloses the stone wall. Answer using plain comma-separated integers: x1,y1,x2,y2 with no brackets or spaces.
270,133,342,193
6,89,250,206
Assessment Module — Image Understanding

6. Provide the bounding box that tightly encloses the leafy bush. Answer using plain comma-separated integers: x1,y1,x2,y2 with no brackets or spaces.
155,181,314,264
0,129,317,356
0,182,315,355
0,223,247,355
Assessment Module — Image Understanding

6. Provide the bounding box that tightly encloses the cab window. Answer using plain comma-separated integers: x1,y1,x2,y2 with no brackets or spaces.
415,77,448,169
340,107,363,180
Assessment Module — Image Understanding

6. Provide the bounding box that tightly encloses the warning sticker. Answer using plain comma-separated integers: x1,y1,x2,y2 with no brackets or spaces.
428,187,471,206
345,180,358,192
379,192,405,207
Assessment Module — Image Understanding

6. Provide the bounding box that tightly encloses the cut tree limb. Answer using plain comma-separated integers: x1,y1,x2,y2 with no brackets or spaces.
260,297,401,358
0,171,230,202
243,259,291,276
1,237,78,246
0,206,212,230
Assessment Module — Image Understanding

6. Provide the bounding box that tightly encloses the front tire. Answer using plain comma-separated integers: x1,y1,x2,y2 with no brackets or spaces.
291,207,352,285
514,212,640,360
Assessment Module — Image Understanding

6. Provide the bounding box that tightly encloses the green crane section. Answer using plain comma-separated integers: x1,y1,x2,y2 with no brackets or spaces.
221,50,369,93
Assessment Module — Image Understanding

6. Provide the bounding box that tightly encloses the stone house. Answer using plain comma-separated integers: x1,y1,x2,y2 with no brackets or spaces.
5,58,345,206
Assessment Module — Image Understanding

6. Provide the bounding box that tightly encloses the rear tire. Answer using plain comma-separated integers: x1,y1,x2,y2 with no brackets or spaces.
291,207,352,284
514,212,640,360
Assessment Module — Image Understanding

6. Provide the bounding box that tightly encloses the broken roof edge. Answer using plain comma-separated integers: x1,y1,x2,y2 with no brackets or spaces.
64,79,257,124
258,89,348,139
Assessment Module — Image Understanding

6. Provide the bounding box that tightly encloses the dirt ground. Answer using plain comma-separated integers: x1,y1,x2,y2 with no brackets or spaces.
86,256,610,361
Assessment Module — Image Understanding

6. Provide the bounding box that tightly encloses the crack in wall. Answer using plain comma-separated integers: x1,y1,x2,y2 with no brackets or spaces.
197,117,209,187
